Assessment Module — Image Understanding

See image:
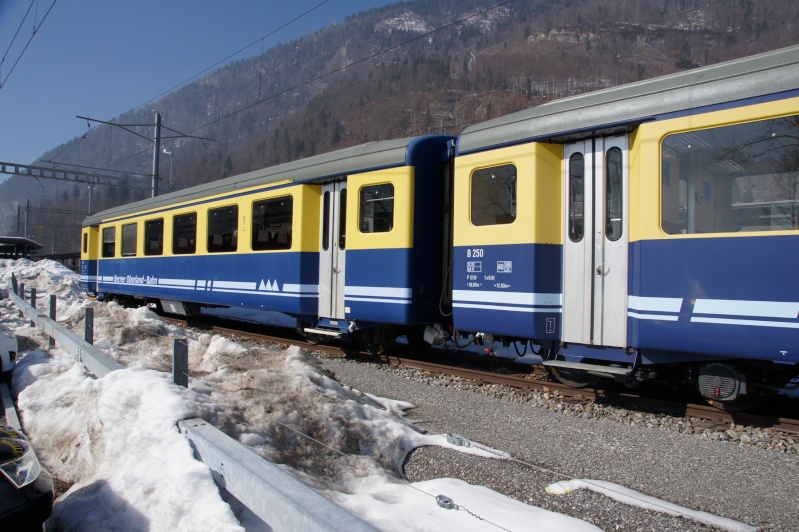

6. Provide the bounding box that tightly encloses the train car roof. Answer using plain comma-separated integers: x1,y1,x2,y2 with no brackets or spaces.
456,44,799,155
83,135,450,226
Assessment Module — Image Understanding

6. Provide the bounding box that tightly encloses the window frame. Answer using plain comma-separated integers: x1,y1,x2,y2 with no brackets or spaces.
207,204,239,253
568,153,585,243
470,164,518,227
359,183,394,234
121,223,138,257
172,212,197,255
251,196,294,251
660,113,799,235
101,226,116,258
144,218,164,256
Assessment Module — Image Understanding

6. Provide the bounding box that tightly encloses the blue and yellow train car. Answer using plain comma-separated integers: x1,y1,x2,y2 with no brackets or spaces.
452,45,799,406
81,135,454,352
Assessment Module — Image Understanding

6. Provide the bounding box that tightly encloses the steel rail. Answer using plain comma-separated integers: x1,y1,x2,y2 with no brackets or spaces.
163,316,799,435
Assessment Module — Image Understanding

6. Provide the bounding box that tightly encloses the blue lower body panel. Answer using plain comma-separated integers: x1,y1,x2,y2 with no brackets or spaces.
80,260,98,294
345,248,442,325
95,252,319,316
452,243,562,339
628,235,799,364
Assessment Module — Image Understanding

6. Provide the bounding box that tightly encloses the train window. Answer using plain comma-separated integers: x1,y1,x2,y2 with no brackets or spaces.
605,147,623,241
471,164,517,226
568,153,585,242
101,227,115,258
661,114,799,234
144,219,164,256
172,213,197,255
121,223,138,256
359,184,393,233
82,232,88,254
339,188,347,249
252,196,293,251
322,192,331,251
208,205,239,253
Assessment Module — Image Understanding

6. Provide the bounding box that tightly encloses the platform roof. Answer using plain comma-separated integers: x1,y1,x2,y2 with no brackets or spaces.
0,236,43,258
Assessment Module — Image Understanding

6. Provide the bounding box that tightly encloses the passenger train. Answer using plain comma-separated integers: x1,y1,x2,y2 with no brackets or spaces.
81,45,799,409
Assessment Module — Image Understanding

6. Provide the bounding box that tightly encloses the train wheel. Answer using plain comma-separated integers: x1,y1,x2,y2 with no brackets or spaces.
358,327,396,356
548,366,600,389
304,333,324,345
403,326,428,350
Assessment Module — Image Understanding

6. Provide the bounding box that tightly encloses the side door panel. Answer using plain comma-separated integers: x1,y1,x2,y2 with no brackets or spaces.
318,182,347,320
563,136,628,347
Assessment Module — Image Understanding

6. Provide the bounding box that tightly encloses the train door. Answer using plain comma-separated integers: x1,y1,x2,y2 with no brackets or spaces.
562,136,628,347
319,181,347,320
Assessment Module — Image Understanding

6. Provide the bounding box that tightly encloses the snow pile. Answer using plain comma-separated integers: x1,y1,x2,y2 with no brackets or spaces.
338,478,601,532
1,259,736,530
13,348,241,531
546,480,756,532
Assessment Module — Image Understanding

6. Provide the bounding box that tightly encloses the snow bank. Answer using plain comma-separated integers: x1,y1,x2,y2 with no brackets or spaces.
13,346,242,531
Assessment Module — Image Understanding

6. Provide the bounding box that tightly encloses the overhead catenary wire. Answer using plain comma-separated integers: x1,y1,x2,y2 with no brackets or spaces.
0,0,59,90
49,0,734,176
46,1,332,173
187,0,517,137
0,0,36,73
51,0,517,173
131,0,332,113
180,0,736,156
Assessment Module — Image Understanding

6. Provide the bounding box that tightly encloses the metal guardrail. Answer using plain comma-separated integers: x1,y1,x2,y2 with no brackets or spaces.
6,276,376,531
8,280,124,378
179,418,377,532
1,382,22,430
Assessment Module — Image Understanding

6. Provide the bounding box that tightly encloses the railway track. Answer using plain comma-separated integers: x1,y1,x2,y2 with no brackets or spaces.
163,315,799,436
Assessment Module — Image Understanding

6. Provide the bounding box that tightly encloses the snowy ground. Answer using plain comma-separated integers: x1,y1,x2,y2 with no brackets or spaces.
1,259,603,531
0,259,764,531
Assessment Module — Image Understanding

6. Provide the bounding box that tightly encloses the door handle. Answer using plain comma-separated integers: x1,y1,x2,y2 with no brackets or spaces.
596,265,605,277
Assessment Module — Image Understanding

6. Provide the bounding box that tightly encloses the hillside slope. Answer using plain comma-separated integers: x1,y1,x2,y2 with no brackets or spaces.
2,0,797,252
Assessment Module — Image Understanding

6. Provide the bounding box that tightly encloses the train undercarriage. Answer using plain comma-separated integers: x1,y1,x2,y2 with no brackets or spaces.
102,291,797,412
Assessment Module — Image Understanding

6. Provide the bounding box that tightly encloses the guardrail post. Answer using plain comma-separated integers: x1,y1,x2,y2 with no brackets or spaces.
10,273,17,295
18,283,24,318
49,295,57,347
8,281,124,377
173,338,188,388
30,288,36,327
84,308,94,345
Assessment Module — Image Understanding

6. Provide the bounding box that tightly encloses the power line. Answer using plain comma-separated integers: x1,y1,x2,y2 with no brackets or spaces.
46,1,332,174
189,0,517,136
0,0,35,70
0,0,59,90
133,0,332,112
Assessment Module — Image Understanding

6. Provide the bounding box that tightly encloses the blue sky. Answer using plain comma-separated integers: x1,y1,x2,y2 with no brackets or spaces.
0,0,397,165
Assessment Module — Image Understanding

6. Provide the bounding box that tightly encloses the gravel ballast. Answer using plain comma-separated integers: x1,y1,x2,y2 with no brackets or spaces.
318,357,799,531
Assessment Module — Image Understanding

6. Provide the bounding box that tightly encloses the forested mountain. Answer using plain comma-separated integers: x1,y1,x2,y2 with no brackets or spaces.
2,0,798,253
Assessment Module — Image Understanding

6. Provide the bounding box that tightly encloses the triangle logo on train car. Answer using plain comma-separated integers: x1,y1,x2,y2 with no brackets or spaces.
259,279,280,291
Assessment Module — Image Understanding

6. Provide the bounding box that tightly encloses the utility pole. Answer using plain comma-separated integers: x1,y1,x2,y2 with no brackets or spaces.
77,114,212,199
152,112,161,198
